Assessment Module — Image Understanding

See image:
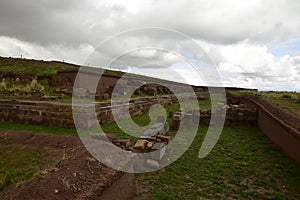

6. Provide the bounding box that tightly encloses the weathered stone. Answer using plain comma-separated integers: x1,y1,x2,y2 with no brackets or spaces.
173,112,182,120
146,159,159,168
133,139,148,151
183,113,193,126
150,123,165,135
73,88,88,98
113,139,131,150
156,135,171,144
163,122,169,133
232,105,239,111
146,141,154,149
140,135,156,141
142,129,158,137
157,115,166,123
151,142,168,160
198,95,207,100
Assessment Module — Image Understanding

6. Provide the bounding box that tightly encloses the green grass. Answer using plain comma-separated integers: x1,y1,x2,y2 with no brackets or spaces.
0,98,299,198
0,57,125,76
231,90,300,118
0,144,44,190
0,121,77,136
0,57,78,76
137,126,300,199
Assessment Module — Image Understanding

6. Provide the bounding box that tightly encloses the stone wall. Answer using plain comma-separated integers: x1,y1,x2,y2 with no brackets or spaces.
0,96,179,129
171,103,258,131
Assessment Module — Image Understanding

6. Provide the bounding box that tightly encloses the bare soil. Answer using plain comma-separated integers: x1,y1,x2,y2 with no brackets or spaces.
0,130,124,200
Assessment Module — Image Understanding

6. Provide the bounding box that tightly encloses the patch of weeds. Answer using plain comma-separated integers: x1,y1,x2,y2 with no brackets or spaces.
0,121,77,136
0,144,44,190
281,94,292,99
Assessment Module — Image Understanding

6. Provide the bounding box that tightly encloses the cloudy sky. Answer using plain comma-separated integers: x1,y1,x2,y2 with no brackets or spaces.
0,0,300,91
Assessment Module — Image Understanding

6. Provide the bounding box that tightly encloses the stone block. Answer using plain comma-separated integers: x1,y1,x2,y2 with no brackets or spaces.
163,122,169,133
156,135,171,144
183,113,193,126
157,115,166,123
146,159,159,168
146,141,154,149
113,139,131,150
139,135,156,141
142,129,158,137
151,142,168,160
150,123,164,134
133,139,148,151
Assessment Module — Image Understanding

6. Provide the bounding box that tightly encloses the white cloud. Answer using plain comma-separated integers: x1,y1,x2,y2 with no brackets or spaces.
196,40,300,90
0,36,93,64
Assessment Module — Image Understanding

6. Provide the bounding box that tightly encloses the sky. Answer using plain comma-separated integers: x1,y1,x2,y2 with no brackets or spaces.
0,0,300,91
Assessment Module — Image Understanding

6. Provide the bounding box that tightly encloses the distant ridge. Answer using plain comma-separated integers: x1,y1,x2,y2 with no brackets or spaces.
0,56,257,91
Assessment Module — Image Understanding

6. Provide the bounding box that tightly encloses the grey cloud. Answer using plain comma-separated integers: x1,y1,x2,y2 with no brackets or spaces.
1,0,300,91
1,0,300,47
0,0,130,46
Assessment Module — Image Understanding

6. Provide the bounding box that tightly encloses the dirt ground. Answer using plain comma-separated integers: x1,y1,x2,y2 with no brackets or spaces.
0,130,126,200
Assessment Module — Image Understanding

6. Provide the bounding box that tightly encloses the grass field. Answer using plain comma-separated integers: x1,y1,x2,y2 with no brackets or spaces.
0,144,44,191
0,57,78,76
0,57,125,76
231,90,300,118
136,126,300,199
1,99,299,199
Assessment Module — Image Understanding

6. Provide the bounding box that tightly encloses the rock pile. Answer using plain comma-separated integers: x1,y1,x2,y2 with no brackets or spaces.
90,115,171,163
133,116,170,155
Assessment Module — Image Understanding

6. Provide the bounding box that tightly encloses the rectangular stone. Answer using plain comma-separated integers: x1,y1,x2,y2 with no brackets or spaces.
139,135,156,141
151,142,168,160
156,135,171,144
113,139,131,150
142,129,158,137
133,139,148,151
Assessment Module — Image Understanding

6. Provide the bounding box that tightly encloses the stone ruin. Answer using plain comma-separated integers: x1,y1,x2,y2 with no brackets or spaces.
172,102,258,131
90,115,171,167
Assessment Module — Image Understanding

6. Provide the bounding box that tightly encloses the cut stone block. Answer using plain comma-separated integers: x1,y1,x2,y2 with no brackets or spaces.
156,135,171,144
151,142,168,160
112,139,131,150
133,139,148,151
139,135,156,141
